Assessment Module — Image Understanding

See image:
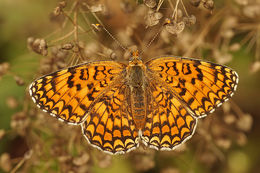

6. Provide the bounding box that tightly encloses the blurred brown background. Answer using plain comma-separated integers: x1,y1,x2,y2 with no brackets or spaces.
0,0,259,173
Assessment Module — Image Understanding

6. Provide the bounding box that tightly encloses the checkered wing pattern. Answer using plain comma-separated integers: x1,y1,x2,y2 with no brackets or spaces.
146,57,239,118
142,80,197,150
29,61,125,124
81,84,139,154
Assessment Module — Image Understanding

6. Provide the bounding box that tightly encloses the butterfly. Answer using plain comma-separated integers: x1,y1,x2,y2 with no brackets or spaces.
29,51,238,154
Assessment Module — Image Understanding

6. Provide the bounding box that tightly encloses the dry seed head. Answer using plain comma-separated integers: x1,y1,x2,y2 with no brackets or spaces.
224,114,236,124
203,0,214,10
229,43,241,52
235,0,248,5
56,61,66,69
28,37,48,56
236,133,248,146
145,10,163,27
84,42,100,58
97,153,112,168
222,102,231,113
58,1,67,8
144,0,157,8
161,168,180,173
24,150,33,160
177,9,184,19
183,15,196,26
0,129,5,140
14,75,25,86
61,43,74,50
216,138,232,149
58,155,72,163
0,153,11,172
73,153,90,166
53,6,62,16
10,112,29,136
6,96,18,109
189,0,201,7
89,4,106,13
222,16,238,29
250,61,260,74
0,62,10,76
102,47,117,60
243,4,260,18
120,1,134,13
236,113,253,132
199,151,217,165
133,154,155,171
213,51,233,64
221,29,234,39
165,21,185,35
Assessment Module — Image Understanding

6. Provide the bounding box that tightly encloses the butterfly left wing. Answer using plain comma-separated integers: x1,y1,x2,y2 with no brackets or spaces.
29,61,125,124
81,84,139,154
146,57,239,118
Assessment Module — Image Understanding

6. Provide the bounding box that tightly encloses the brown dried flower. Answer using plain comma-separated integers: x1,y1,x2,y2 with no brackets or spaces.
27,37,48,56
0,153,11,172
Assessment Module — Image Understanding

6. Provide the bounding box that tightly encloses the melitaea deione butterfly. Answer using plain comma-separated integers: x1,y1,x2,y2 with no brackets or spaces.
29,51,238,154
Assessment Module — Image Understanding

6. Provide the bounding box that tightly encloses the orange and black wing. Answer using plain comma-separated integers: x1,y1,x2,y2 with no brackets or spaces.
81,84,139,154
146,57,238,118
29,61,125,124
142,80,197,150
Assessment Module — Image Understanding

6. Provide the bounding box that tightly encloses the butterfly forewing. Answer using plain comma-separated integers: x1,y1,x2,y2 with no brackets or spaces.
146,57,239,118
29,61,126,124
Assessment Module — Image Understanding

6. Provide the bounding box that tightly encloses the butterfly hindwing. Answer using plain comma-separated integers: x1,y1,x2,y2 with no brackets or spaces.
141,80,197,150
81,84,139,154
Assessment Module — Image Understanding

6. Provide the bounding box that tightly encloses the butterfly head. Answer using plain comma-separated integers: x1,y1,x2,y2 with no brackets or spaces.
129,50,143,66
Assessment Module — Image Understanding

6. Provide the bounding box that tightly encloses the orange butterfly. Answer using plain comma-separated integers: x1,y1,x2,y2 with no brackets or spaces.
29,51,238,154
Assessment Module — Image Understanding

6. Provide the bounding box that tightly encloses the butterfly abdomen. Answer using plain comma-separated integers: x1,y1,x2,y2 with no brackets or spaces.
131,87,146,129
127,64,147,129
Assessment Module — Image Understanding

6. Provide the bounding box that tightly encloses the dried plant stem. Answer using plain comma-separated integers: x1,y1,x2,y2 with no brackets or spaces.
172,0,180,20
240,30,255,46
61,1,78,28
49,30,75,44
10,150,33,173
10,159,25,173
74,10,79,43
255,27,260,60
156,0,165,11
80,8,98,37
180,0,189,17
184,8,225,57
230,100,246,118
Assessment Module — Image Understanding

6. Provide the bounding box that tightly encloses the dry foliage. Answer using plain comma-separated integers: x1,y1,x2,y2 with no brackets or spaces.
1,0,258,172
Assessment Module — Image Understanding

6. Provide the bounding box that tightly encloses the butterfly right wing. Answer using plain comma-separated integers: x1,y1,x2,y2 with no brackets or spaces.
146,57,239,118
142,79,197,150
29,61,126,125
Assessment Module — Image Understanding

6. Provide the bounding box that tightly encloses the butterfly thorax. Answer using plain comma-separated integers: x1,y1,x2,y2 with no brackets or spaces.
127,56,147,130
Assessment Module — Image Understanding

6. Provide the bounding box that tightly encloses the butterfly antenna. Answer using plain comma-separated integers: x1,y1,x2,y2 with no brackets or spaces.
93,23,127,52
139,26,163,56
